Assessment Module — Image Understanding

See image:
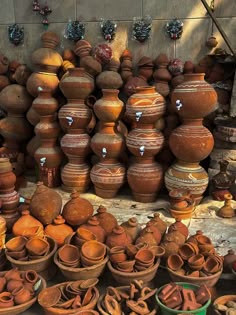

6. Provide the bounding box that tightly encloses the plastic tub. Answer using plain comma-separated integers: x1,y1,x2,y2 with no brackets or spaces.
155,282,211,315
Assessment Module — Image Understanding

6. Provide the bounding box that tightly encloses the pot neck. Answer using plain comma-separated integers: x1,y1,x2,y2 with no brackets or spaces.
135,86,156,95
184,73,205,82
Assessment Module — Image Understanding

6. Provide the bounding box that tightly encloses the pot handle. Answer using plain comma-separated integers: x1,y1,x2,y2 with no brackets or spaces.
85,94,97,108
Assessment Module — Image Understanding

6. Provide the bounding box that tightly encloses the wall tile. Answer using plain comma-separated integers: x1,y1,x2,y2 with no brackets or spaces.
76,0,142,21
0,0,15,24
14,0,76,24
143,0,208,19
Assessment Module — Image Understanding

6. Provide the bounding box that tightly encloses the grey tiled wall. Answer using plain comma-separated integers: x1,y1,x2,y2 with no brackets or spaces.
0,0,235,66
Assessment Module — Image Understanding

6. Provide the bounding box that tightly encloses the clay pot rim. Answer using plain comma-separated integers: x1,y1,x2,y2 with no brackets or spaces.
80,241,107,260
167,266,223,281
6,236,57,266
107,258,160,277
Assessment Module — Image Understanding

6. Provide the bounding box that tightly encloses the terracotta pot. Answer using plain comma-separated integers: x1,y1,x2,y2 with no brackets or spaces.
93,206,117,235
178,243,196,260
44,215,74,247
90,161,126,199
212,160,235,192
26,72,59,97
58,244,80,267
223,249,236,272
96,71,123,90
62,190,94,226
218,193,235,218
171,73,217,118
74,40,92,58
5,236,27,252
30,182,62,225
168,219,189,239
12,210,44,237
106,226,132,249
26,237,50,256
12,285,32,304
81,240,106,261
0,54,9,74
93,89,124,122
149,213,167,236
0,292,14,308
120,217,141,242
140,222,162,245
154,81,170,97
183,61,194,74
123,76,147,97
126,86,166,124
164,160,209,205
135,228,158,247
169,118,214,162
59,68,94,100
13,65,32,86
127,158,163,203
167,254,184,271
79,217,106,243
160,238,179,260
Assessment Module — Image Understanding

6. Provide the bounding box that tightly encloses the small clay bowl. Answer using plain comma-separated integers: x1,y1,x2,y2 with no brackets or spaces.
81,254,105,267
58,244,80,266
188,254,205,270
178,243,196,260
116,260,136,271
110,253,127,264
110,246,126,255
185,241,199,254
6,248,27,260
203,256,221,274
167,254,184,271
76,228,98,242
81,241,106,261
5,236,27,252
135,248,155,265
149,246,165,258
37,286,61,308
25,237,50,257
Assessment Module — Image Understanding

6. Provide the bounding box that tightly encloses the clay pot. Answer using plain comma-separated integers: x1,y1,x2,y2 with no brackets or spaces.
154,81,170,97
0,75,10,92
4,268,22,282
58,244,80,267
0,158,16,192
93,205,118,235
80,56,102,77
140,222,162,245
183,61,194,74
135,228,158,247
0,292,14,308
6,279,23,292
24,270,39,285
120,217,141,242
62,191,94,226
170,73,217,118
206,36,218,48
12,210,44,237
74,40,92,58
188,254,205,270
223,249,236,272
168,219,189,239
149,213,167,236
96,71,123,90
79,217,106,243
169,188,192,210
106,226,132,249
59,67,94,100
13,65,32,86
164,226,186,246
26,237,50,256
135,248,155,265
12,285,32,304
81,240,106,261
169,118,214,162
167,254,184,271
30,182,62,225
203,256,221,274
218,193,235,218
212,160,235,192
165,160,209,205
5,236,27,252
178,243,196,260
161,238,179,260
76,227,97,243
123,76,147,97
44,215,74,247
26,72,59,97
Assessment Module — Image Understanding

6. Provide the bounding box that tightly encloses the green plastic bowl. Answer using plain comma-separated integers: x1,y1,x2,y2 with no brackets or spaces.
155,282,211,315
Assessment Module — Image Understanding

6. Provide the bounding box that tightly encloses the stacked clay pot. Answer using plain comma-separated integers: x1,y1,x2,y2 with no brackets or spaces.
26,31,63,97
59,67,94,192
90,88,126,198
0,158,20,231
33,89,63,187
0,85,33,175
125,86,166,202
153,53,172,97
165,73,217,205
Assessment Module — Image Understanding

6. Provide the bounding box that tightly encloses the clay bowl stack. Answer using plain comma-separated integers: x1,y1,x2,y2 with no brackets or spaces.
38,278,99,315
0,269,46,315
54,240,108,280
5,236,57,280
97,279,158,315
107,244,164,285
168,189,196,220
166,234,223,291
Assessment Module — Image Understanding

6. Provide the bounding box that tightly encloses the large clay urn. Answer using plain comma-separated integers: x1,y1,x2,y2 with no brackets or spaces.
30,182,62,225
125,86,166,202
169,118,214,162
26,31,63,97
59,67,94,100
165,160,209,204
170,73,217,118
33,89,63,187
62,190,94,226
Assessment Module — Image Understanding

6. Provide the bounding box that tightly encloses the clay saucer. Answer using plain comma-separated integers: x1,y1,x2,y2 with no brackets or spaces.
5,236,27,252
135,249,155,265
81,241,106,261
